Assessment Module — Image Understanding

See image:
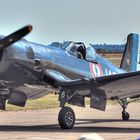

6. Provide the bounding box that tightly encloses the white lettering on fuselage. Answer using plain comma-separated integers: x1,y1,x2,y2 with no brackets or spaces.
105,68,117,75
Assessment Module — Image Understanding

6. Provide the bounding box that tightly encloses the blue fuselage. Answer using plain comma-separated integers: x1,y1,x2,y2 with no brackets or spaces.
0,39,126,88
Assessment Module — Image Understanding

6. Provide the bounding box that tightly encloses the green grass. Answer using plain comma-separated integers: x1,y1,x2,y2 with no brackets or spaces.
102,54,122,67
6,94,59,111
6,95,93,111
6,94,120,111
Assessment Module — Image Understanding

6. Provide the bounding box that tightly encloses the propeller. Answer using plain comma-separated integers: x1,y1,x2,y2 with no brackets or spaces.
0,25,32,50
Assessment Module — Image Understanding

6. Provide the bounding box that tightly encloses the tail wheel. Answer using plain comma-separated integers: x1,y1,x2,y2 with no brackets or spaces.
122,111,130,121
58,107,75,129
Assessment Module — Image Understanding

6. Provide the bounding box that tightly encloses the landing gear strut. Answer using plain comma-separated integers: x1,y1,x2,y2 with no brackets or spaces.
118,99,130,121
58,89,76,129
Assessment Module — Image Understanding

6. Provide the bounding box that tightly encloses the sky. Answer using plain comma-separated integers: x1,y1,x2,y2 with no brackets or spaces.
0,0,140,45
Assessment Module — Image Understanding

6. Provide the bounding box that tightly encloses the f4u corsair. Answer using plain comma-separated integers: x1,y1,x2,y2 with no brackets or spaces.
0,25,140,129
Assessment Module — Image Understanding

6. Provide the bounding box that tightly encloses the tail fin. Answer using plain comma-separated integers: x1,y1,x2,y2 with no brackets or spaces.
120,33,139,71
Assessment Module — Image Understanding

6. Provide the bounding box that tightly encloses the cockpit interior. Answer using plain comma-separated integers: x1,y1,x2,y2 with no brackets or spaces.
62,41,96,61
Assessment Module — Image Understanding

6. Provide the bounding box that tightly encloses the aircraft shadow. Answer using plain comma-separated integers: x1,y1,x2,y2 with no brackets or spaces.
76,118,140,124
0,119,139,133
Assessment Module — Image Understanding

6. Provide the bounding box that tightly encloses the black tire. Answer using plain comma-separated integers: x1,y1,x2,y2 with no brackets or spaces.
0,98,6,110
58,107,75,129
122,111,130,121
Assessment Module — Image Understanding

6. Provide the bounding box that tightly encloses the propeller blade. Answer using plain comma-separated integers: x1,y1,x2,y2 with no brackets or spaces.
0,25,32,50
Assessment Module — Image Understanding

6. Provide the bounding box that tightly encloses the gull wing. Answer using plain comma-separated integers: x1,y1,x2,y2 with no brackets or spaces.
43,70,140,111
44,70,140,99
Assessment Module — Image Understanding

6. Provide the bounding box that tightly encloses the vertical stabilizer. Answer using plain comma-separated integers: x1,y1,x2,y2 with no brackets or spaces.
120,33,139,71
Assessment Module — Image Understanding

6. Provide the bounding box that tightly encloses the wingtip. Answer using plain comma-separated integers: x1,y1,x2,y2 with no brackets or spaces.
28,25,33,32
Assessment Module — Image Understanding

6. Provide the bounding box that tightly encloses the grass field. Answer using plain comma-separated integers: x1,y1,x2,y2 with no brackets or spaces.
6,94,59,111
7,53,122,111
7,94,92,111
6,95,119,111
100,53,122,66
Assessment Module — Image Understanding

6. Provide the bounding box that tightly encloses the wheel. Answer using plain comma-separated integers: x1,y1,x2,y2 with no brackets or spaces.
0,98,6,110
58,107,75,129
122,111,130,121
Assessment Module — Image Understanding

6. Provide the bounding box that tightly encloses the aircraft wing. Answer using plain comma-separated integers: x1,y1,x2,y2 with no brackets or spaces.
92,71,140,99
44,70,140,100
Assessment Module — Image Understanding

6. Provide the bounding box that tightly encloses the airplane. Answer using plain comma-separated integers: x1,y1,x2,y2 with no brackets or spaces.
0,25,140,129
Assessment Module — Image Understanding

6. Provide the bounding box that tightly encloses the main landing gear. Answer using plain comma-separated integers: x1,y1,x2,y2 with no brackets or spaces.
58,89,76,129
58,107,75,129
118,98,130,121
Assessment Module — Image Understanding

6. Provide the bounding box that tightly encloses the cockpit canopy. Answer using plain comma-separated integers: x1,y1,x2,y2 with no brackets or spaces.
61,41,97,61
